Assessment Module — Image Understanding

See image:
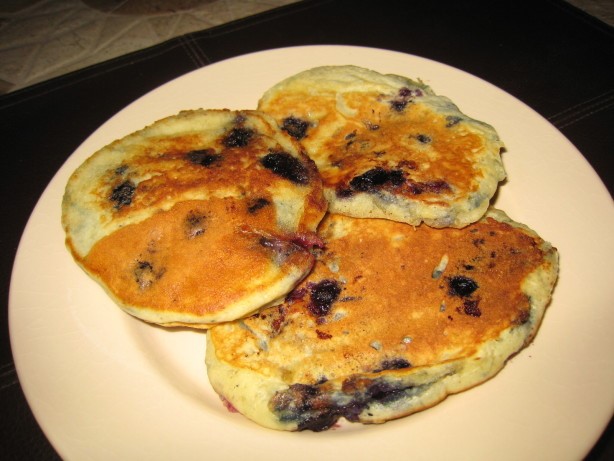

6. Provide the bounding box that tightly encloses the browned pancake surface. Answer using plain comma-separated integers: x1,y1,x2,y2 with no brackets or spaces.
62,109,327,326
213,211,553,380
84,198,315,326
277,92,483,202
258,66,505,228
206,210,558,430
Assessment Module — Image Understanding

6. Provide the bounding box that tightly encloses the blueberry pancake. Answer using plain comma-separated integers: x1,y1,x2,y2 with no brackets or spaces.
206,209,558,431
258,65,506,228
62,109,327,327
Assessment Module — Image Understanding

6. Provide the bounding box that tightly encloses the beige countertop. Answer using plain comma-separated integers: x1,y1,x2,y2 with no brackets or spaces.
1,0,612,94
1,0,613,94
0,0,299,93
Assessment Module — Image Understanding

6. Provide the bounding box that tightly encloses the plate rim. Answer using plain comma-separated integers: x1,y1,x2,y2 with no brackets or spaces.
9,44,614,461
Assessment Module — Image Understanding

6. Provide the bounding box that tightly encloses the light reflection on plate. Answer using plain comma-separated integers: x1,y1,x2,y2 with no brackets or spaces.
10,45,614,460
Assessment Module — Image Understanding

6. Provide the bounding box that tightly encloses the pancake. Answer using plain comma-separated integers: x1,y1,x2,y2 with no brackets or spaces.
206,209,558,431
62,109,327,327
257,65,506,228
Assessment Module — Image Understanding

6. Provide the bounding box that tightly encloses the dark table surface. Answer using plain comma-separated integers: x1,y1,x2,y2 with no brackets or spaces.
1,0,612,459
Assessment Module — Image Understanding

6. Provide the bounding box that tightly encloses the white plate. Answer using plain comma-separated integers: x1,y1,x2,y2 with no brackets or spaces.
10,45,614,460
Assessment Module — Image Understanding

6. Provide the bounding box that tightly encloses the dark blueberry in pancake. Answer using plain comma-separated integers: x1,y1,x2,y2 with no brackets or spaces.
448,275,479,297
407,179,451,195
316,329,333,340
390,87,423,112
134,260,164,289
281,116,310,140
223,127,254,147
349,167,405,192
186,149,222,167
308,279,341,317
375,358,412,372
365,380,408,404
390,99,408,112
462,299,482,317
110,180,135,210
261,151,310,185
247,197,270,214
335,186,354,198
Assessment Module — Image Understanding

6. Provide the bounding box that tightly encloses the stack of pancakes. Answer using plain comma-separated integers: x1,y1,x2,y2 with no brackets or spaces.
62,66,558,431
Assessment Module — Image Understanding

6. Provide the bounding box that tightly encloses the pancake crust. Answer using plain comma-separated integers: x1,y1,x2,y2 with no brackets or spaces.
257,65,506,228
62,109,327,327
206,209,558,430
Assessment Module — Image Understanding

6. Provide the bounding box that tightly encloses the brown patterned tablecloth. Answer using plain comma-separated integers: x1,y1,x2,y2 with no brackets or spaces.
1,1,611,459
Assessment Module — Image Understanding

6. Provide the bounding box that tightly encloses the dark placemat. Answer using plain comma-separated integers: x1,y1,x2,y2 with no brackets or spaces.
1,0,611,459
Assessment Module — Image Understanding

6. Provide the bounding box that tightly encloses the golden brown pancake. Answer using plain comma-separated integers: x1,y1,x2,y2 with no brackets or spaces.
257,65,506,228
206,209,558,430
62,109,327,327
